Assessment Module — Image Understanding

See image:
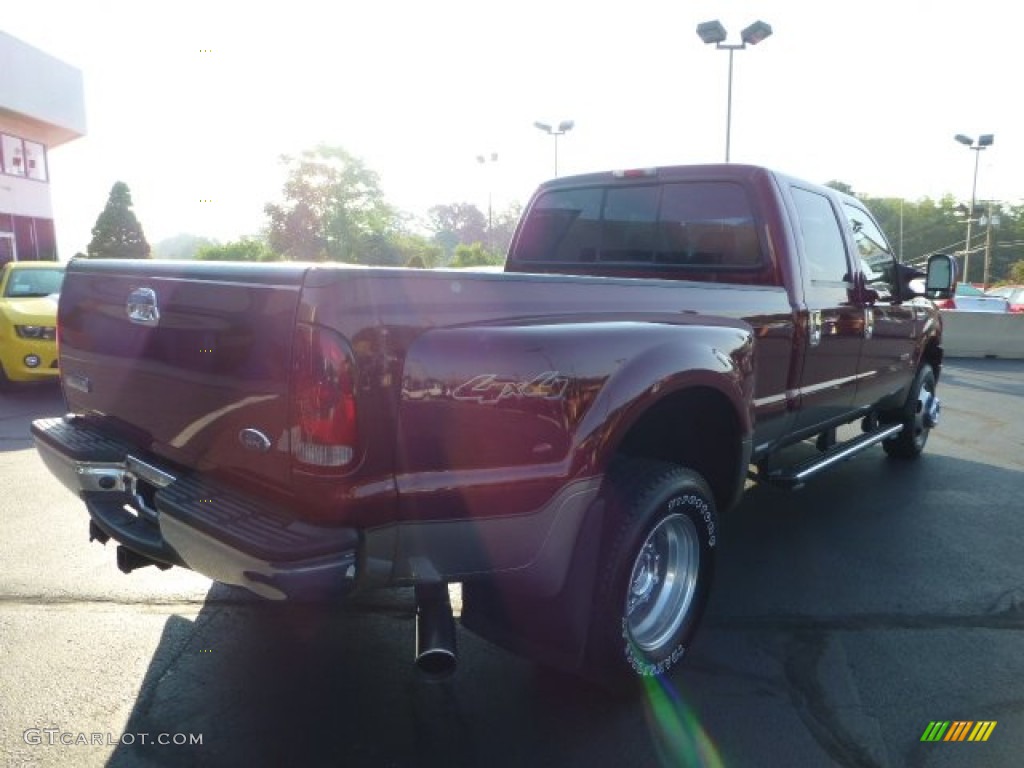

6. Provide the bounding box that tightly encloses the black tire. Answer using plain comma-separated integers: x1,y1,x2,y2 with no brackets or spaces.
588,458,716,682
883,363,938,459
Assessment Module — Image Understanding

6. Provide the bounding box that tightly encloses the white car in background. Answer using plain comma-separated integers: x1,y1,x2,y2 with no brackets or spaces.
985,285,1024,313
934,283,1010,312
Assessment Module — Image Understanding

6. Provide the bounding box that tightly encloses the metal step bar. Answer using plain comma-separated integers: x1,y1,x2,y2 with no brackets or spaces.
762,423,905,490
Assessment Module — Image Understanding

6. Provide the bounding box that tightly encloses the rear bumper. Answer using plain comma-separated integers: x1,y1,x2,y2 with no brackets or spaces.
32,416,360,600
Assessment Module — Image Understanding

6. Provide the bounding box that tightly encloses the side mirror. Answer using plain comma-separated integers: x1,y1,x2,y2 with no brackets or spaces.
924,253,956,299
894,261,924,301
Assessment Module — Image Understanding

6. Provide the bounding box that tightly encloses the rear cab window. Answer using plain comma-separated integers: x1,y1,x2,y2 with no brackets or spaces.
513,181,764,272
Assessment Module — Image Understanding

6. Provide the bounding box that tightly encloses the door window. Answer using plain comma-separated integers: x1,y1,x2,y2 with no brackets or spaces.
843,203,896,298
791,187,850,282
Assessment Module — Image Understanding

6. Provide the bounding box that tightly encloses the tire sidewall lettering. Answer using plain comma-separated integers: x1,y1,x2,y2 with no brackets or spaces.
666,492,715,548
621,615,688,676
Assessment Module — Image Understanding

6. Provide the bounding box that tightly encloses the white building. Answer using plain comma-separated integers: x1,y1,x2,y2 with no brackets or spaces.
0,31,85,263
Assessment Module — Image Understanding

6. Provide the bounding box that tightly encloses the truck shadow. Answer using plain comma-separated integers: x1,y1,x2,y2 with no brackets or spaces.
0,382,64,452
104,451,1023,768
104,586,659,768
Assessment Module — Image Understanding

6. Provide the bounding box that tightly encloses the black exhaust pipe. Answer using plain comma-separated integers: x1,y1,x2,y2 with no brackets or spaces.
116,545,172,574
415,583,457,679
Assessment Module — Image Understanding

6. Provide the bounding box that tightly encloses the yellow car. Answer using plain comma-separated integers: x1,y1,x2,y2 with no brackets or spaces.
0,261,65,387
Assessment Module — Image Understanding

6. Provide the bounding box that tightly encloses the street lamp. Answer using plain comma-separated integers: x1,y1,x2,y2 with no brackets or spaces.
696,19,773,162
954,133,994,284
534,119,575,177
476,152,498,251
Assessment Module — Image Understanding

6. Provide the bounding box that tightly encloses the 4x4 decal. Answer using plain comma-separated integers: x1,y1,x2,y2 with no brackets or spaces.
452,372,569,404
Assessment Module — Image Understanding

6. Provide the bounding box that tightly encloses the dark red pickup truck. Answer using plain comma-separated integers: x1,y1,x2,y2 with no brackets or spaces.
33,164,954,684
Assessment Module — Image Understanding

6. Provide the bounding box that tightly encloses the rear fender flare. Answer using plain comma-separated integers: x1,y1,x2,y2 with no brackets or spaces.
572,322,755,475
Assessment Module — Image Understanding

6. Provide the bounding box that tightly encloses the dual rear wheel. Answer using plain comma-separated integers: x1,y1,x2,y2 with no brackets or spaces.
589,459,717,681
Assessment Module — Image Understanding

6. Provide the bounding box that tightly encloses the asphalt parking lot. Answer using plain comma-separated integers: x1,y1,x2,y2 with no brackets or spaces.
2,359,1022,768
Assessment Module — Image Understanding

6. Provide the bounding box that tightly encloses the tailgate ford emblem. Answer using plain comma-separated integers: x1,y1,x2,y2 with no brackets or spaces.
239,429,272,453
126,287,160,326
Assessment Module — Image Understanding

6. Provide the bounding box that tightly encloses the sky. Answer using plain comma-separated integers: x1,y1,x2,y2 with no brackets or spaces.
5,0,1021,259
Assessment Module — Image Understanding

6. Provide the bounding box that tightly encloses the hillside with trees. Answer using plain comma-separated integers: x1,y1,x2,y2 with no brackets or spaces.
172,150,1024,283
827,182,1024,285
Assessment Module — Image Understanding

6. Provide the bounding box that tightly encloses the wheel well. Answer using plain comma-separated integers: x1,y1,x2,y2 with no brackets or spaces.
615,387,742,513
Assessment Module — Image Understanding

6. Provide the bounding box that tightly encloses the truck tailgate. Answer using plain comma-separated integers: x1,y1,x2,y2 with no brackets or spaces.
56,260,308,490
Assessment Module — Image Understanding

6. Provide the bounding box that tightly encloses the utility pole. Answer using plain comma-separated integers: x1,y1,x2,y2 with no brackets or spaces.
983,201,994,289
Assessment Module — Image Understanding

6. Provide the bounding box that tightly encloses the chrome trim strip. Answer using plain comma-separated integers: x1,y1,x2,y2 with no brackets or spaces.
754,369,880,409
753,393,788,407
797,371,876,396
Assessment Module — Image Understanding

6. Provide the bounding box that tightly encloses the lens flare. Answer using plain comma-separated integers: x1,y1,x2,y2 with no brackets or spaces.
641,674,724,768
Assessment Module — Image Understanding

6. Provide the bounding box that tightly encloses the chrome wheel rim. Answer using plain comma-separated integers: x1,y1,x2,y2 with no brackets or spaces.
625,512,700,653
912,378,936,448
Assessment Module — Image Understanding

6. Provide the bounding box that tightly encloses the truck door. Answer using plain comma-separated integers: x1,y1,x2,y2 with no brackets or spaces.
788,186,865,432
841,203,917,409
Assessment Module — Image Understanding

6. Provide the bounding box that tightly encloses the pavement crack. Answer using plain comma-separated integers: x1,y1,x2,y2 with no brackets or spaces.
783,632,881,768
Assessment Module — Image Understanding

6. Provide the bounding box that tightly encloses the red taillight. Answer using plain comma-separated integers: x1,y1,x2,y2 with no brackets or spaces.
291,324,359,469
933,298,955,310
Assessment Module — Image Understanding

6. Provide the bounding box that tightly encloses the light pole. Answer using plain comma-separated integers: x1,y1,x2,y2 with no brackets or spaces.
954,133,994,284
696,19,773,162
534,120,575,177
476,152,498,252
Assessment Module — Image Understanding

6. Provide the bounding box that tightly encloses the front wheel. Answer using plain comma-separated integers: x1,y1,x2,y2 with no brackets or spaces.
883,363,938,459
589,459,717,682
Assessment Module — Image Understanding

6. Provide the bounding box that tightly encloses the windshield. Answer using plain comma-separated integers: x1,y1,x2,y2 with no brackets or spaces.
3,267,65,298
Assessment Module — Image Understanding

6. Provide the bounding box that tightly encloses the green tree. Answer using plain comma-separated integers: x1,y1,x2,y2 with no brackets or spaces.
450,242,504,268
1008,260,1024,284
427,203,487,260
859,194,1024,282
264,145,399,263
87,181,151,259
390,234,444,268
194,238,279,262
489,202,523,258
825,180,855,195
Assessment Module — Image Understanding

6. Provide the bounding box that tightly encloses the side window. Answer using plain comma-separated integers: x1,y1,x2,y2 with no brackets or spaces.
1,134,26,177
791,187,850,282
514,187,603,262
843,203,895,298
24,141,48,182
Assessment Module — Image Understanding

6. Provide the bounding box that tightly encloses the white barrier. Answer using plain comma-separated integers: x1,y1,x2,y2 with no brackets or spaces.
940,311,1024,359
